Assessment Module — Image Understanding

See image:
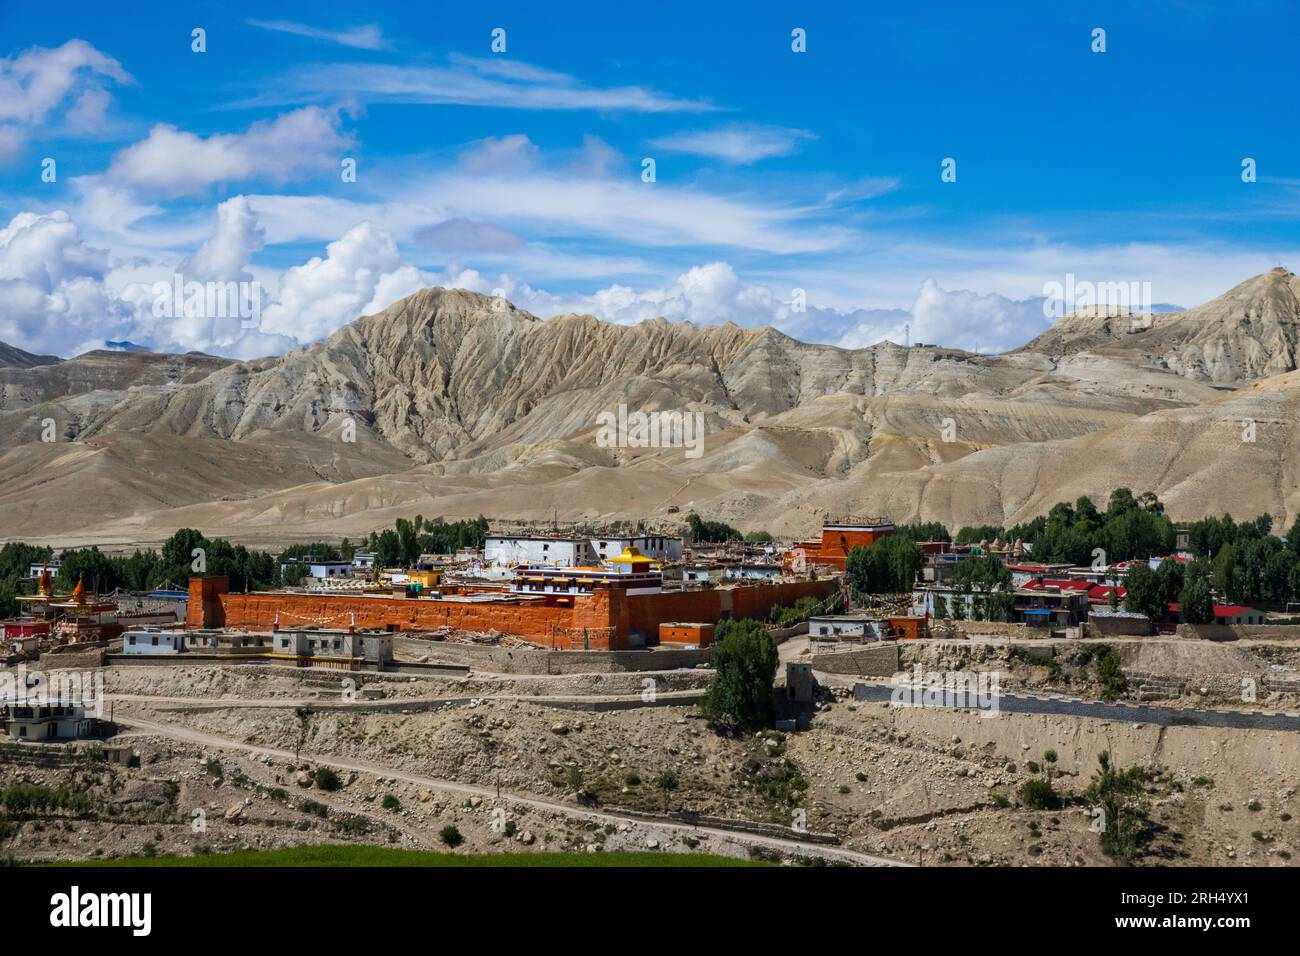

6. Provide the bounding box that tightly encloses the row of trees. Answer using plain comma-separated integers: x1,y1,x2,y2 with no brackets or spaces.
956,489,1174,566
683,512,774,545
357,515,489,569
0,531,280,617
0,514,501,615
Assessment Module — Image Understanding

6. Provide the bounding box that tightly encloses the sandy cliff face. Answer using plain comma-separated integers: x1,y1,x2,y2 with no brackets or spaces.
3,271,1300,546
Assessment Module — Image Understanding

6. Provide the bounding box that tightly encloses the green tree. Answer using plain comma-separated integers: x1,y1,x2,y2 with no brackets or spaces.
1122,561,1163,621
1211,543,1236,600
701,618,779,730
1153,558,1184,609
685,513,742,544
1178,568,1214,625
845,533,923,596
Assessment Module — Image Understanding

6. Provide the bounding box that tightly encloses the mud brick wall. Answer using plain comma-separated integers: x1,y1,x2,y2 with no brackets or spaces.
189,576,839,652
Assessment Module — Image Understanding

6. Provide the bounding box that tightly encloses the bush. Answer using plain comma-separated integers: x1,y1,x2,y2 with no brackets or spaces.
440,825,463,848
300,799,328,818
1018,777,1061,811
381,795,401,811
1093,646,1128,700
314,767,342,792
1084,752,1148,863
700,618,779,730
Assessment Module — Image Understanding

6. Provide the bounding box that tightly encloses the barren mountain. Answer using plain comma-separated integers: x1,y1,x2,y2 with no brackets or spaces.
1021,267,1300,386
2,269,1299,547
0,341,59,369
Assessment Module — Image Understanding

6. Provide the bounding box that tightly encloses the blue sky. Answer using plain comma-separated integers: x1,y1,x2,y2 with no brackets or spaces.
1,0,1298,358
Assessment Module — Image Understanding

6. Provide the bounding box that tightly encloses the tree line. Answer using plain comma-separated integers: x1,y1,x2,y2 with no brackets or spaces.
0,515,494,615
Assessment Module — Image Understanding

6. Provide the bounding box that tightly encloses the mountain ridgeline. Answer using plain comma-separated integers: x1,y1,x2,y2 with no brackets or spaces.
3,268,1300,546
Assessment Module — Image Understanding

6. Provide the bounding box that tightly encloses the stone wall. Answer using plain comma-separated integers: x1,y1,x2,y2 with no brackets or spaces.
407,640,711,674
1086,617,1154,637
810,642,901,677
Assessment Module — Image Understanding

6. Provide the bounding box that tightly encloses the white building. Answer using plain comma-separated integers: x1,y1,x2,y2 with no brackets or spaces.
485,535,589,571
590,534,682,564
122,630,187,655
485,532,682,575
1,702,99,742
273,628,394,666
352,552,376,570
28,561,60,578
808,614,882,641
912,585,1007,619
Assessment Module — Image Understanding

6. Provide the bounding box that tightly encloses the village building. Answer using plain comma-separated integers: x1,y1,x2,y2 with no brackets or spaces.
911,584,1011,620
658,622,714,646
808,612,880,641
272,627,394,667
511,547,663,598
790,517,895,572
1013,585,1091,627
1166,603,1267,626
0,702,105,742
484,531,683,574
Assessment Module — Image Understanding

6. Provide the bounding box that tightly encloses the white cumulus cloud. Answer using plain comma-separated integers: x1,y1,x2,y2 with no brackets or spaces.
259,221,432,342
107,106,353,196
0,39,130,161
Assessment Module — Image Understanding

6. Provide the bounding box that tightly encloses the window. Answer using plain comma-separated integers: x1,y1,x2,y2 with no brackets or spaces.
151,636,158,646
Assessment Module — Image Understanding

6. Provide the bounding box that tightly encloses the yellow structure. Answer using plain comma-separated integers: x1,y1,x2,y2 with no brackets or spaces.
607,546,659,574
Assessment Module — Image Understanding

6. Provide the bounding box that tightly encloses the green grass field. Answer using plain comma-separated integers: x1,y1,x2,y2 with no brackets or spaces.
57,845,765,867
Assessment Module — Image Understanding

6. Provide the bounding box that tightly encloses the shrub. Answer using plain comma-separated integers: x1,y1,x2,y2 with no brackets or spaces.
300,799,328,818
440,824,463,848
1084,752,1148,863
1018,777,1061,811
314,767,342,792
381,795,401,811
1093,646,1128,700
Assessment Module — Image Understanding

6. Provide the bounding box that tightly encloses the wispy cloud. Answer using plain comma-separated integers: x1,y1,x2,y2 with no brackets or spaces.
649,124,815,164
245,18,387,51
243,55,718,113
